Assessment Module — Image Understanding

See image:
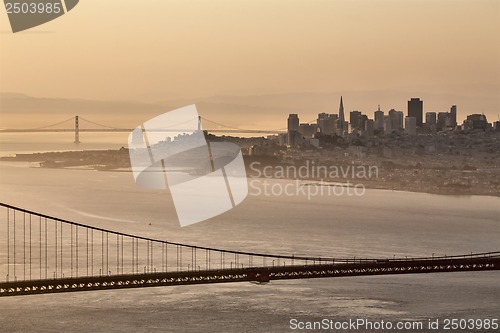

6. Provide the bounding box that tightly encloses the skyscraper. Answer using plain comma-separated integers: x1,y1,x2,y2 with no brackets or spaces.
425,112,437,133
425,112,437,127
384,115,393,134
405,116,417,135
359,114,368,133
317,113,338,135
408,98,423,128
349,111,362,130
388,109,404,132
287,114,299,146
288,114,299,131
464,114,489,130
298,123,317,138
364,119,374,137
374,105,384,132
450,105,457,128
338,96,346,133
437,112,449,131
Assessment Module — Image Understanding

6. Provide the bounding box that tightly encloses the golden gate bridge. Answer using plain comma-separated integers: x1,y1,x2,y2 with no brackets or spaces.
0,202,499,296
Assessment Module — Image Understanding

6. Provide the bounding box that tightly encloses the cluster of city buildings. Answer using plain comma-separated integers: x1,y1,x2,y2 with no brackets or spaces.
285,97,498,147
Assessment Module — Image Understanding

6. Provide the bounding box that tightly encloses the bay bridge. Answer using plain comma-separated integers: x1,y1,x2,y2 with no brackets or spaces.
0,202,498,297
0,116,287,143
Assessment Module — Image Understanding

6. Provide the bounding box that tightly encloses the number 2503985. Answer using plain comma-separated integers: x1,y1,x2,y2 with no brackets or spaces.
5,2,62,14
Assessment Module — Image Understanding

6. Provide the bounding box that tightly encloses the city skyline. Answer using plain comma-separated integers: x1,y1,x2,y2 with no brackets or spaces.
285,95,497,146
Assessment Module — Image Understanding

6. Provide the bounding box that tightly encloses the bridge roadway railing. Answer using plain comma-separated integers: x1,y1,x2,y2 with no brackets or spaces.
1,254,499,296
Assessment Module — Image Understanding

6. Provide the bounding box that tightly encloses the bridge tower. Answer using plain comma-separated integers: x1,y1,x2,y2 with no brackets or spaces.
74,115,80,144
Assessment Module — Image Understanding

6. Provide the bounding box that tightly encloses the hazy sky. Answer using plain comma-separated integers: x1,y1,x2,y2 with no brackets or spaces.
0,0,498,121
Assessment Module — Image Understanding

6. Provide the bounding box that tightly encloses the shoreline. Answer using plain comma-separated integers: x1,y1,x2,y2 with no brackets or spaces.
1,159,498,198
251,176,500,198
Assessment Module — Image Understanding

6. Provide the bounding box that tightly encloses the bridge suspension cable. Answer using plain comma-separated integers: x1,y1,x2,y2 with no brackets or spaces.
0,202,337,285
200,117,243,130
24,117,75,131
77,116,123,130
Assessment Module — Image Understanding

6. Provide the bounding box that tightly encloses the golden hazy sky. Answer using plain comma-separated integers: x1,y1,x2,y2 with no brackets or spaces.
0,0,498,119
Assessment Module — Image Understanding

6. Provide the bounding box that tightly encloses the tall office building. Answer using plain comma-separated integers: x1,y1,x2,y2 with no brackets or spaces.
287,114,299,146
317,113,337,135
317,113,328,124
405,116,417,135
408,98,423,128
374,105,384,132
388,109,404,132
349,111,363,130
364,119,374,137
425,112,437,133
450,105,457,128
338,96,345,131
384,115,393,134
437,112,449,131
359,114,368,133
464,114,489,130
425,112,437,127
298,123,317,138
288,114,299,131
